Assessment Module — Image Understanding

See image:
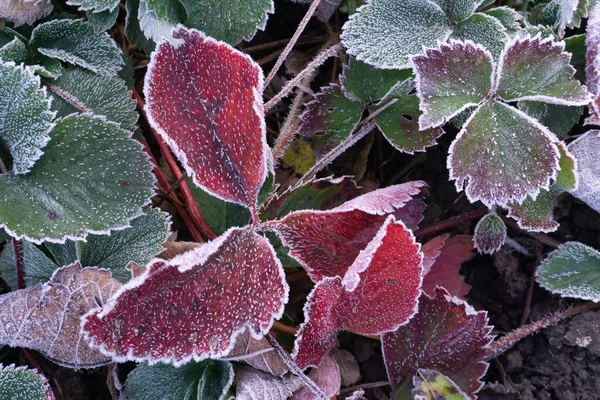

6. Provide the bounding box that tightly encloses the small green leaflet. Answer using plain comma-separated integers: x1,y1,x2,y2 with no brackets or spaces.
518,101,583,139
451,13,507,59
0,240,58,289
138,0,181,44
88,8,120,32
0,364,54,400
30,19,124,76
537,242,600,302
473,212,506,254
0,62,54,175
0,114,155,244
0,37,32,65
125,360,234,400
340,58,413,103
66,0,120,13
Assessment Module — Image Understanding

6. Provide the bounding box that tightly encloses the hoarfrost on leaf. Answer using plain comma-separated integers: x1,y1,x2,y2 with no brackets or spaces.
585,5,600,124
0,0,53,27
66,0,120,13
450,13,508,59
340,58,413,103
473,212,507,254
291,354,341,400
0,364,54,400
568,130,600,213
234,365,302,400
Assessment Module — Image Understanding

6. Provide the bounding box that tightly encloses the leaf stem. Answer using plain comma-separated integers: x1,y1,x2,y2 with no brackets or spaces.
13,239,25,290
338,381,390,396
413,208,488,237
132,88,217,241
271,321,299,336
263,0,322,88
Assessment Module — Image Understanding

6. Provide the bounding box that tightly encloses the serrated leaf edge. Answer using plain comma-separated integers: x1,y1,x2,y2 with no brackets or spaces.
65,0,120,14
473,212,506,254
0,363,54,399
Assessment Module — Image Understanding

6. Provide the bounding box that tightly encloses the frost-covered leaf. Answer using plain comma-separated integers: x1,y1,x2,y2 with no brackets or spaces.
382,287,493,399
178,0,274,44
274,182,426,282
0,263,121,368
47,66,138,131
0,114,155,243
564,34,586,83
537,242,600,301
138,0,180,44
0,0,53,27
518,101,583,139
0,37,32,64
484,7,521,31
34,57,62,79
586,5,600,125
340,58,413,103
568,130,600,213
508,143,577,232
228,330,287,375
538,0,582,38
67,0,120,12
0,61,53,174
412,41,493,130
294,217,423,369
88,8,120,32
30,19,124,76
83,227,288,365
473,212,506,254
0,240,57,289
448,100,560,206
0,364,54,400
234,365,302,400
125,360,233,400
145,27,268,216
341,0,453,69
422,234,473,298
125,0,156,53
451,13,507,60
292,354,341,400
412,369,468,400
372,79,445,153
495,36,591,105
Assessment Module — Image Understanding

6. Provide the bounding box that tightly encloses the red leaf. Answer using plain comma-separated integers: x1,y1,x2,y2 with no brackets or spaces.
422,235,474,299
144,27,269,215
273,182,427,282
293,217,423,369
291,354,341,400
83,228,288,365
382,287,493,398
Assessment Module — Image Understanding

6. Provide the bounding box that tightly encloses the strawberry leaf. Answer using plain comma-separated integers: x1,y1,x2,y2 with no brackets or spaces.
273,182,426,282
451,13,507,59
341,0,453,69
473,212,507,254
88,8,119,32
228,330,287,375
412,41,493,130
340,58,413,103
234,365,302,400
144,27,268,216
30,19,124,76
0,364,54,400
412,369,468,400
0,0,53,27
586,6,600,125
0,37,32,65
448,100,560,206
66,0,120,13
292,354,341,400
430,0,480,22
382,287,493,399
495,36,591,105
0,114,155,243
518,101,583,139
537,242,600,301
569,130,600,214
0,240,58,289
0,61,54,175
0,264,121,368
293,217,423,369
83,227,288,365
125,360,234,400
484,7,521,31
422,235,474,298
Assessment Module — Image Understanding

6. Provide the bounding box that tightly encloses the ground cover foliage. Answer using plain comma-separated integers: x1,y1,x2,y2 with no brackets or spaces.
1,0,600,398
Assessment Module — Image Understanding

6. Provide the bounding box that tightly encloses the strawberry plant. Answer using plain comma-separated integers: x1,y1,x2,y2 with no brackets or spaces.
1,0,600,398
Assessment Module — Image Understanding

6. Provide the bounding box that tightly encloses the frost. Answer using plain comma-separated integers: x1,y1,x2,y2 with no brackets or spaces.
451,13,508,60
537,242,600,301
138,0,179,44
234,365,303,400
291,354,341,400
0,364,54,400
0,240,58,289
0,264,121,368
473,212,507,254
568,130,600,213
0,37,31,65
585,5,600,125
0,0,53,27
0,61,54,174
340,58,413,103
66,0,119,13
228,330,287,375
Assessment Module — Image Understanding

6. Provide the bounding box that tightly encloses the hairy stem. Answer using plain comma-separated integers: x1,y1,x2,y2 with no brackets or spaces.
13,239,25,290
413,208,488,237
338,381,390,396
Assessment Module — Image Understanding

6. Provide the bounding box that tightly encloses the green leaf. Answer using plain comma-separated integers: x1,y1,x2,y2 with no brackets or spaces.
484,7,521,30
138,0,180,44
125,360,233,400
341,0,453,69
0,114,155,244
495,36,591,105
34,57,63,79
537,242,600,301
473,212,506,254
371,79,445,153
564,34,586,83
46,66,138,131
66,0,120,13
88,7,120,32
0,364,53,400
431,0,479,21
341,58,413,103
0,61,54,174
412,369,468,400
79,209,170,282
518,101,583,139
0,240,58,289
125,0,156,54
0,37,32,64
30,19,124,76
45,241,77,266
412,40,493,129
146,0,187,21
179,0,274,44
451,13,508,60
448,101,560,206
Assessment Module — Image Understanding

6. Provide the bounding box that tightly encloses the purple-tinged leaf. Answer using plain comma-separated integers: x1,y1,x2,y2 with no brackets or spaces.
273,182,427,282
234,365,302,400
0,263,121,368
83,227,288,366
292,354,341,400
422,235,474,298
586,5,600,125
144,27,269,215
228,330,287,376
473,212,507,254
382,287,494,399
412,40,493,130
412,369,468,400
0,364,55,400
568,130,600,214
508,143,578,232
293,217,423,369
448,100,560,206
495,36,592,105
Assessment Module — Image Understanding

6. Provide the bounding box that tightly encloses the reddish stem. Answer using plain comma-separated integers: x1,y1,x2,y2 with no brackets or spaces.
413,208,488,238
13,238,25,290
132,88,217,240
